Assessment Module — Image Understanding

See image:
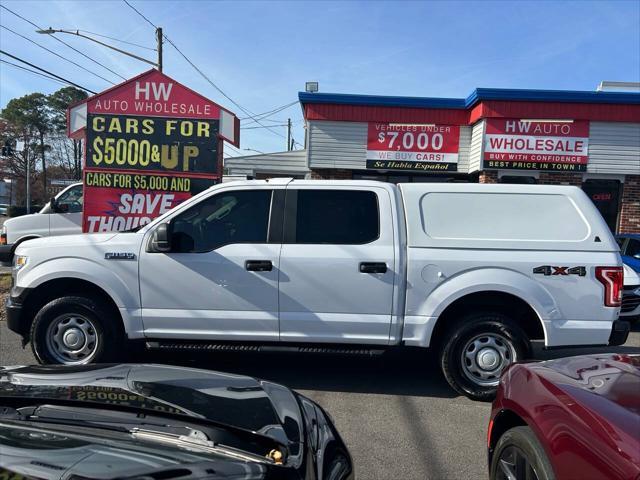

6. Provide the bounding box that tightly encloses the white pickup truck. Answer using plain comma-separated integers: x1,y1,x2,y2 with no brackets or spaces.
0,182,83,264
6,179,628,399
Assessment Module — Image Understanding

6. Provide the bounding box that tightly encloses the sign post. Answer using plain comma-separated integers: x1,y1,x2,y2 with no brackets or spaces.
67,69,239,233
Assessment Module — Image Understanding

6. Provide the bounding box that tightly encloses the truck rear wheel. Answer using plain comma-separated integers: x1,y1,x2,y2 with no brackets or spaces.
30,296,120,365
439,312,528,401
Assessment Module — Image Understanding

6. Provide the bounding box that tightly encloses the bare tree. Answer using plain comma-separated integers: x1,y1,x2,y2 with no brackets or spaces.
0,118,41,206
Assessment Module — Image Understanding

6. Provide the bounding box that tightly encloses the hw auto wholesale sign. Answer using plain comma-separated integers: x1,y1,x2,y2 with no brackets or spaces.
484,119,589,172
68,69,239,232
366,123,460,172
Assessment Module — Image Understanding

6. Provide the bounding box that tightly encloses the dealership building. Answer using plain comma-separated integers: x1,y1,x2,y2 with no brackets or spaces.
225,85,640,233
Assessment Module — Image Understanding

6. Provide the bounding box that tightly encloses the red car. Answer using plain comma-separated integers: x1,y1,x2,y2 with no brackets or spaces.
488,353,640,480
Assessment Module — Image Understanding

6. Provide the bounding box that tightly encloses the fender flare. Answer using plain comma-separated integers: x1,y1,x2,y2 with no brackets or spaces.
11,235,41,253
20,256,138,309
405,268,560,348
420,267,560,322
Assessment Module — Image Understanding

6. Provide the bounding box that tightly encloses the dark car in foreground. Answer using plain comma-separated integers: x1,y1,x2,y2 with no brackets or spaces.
0,364,353,480
488,354,640,480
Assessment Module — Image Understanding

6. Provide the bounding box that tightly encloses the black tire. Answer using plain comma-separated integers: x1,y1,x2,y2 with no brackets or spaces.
490,426,555,480
439,312,528,401
30,295,121,365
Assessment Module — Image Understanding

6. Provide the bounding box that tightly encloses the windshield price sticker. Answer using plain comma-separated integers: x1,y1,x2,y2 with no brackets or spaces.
366,123,460,171
483,119,589,172
86,114,219,175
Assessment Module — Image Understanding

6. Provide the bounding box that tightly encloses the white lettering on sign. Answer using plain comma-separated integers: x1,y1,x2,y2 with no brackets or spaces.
134,82,173,101
505,121,571,135
376,131,445,151
87,215,152,233
119,193,175,215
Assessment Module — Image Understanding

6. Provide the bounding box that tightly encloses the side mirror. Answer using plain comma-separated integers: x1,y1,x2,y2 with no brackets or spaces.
49,197,59,212
151,223,172,252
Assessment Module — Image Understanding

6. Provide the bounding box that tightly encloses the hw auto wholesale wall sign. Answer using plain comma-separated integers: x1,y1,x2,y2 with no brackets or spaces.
67,69,239,233
483,119,589,172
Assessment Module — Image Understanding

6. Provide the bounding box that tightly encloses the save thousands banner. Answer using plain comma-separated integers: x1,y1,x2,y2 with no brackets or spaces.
483,119,589,172
366,123,460,172
68,69,239,233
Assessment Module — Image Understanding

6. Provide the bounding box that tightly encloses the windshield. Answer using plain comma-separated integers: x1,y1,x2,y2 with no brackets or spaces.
0,365,284,433
0,420,271,480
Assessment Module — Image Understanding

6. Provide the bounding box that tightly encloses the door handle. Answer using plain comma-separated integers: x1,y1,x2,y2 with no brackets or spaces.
359,262,387,274
245,260,273,272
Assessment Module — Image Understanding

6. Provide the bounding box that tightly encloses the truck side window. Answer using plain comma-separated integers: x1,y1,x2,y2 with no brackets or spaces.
56,185,83,213
170,190,272,253
295,190,379,244
627,239,640,258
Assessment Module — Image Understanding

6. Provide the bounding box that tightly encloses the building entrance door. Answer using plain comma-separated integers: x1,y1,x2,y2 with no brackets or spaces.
582,179,622,232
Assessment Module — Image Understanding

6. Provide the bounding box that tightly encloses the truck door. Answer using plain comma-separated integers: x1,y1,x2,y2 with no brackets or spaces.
278,186,396,344
49,184,83,236
138,187,283,341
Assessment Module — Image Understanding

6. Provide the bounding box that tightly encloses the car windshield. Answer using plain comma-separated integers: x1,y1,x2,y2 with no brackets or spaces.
0,419,271,480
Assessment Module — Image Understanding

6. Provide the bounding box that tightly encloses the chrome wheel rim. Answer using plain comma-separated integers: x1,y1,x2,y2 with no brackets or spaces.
45,314,99,365
496,445,540,480
461,333,515,387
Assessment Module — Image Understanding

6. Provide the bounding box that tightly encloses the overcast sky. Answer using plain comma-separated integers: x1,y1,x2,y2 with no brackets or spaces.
1,0,639,157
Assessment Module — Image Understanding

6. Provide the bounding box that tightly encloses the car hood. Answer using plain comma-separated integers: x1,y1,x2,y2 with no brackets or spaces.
0,364,303,450
531,354,640,416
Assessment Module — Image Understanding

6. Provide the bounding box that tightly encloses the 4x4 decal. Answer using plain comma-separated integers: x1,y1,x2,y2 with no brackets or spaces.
533,266,586,276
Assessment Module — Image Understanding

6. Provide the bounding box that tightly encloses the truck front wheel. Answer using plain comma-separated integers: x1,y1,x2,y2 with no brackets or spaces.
439,312,528,401
30,296,120,365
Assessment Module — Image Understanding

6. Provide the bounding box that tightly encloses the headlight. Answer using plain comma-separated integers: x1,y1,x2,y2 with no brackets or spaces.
13,255,28,270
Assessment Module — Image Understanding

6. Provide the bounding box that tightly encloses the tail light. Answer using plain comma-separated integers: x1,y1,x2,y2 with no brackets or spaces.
595,266,623,307
0,233,5,245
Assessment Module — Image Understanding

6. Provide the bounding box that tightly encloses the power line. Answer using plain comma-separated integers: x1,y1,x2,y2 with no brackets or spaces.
241,124,288,130
0,4,126,81
239,101,299,121
224,144,248,157
121,0,157,29
0,50,97,93
1,24,116,84
1,59,69,87
121,0,288,140
78,30,156,51
163,35,289,136
225,143,244,154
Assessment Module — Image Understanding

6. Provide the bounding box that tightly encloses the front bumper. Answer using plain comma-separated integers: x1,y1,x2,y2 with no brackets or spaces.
608,320,630,346
5,289,29,341
0,243,13,264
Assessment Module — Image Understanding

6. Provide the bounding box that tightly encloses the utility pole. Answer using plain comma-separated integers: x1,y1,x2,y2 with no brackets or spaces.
287,118,292,151
156,27,163,72
26,152,30,214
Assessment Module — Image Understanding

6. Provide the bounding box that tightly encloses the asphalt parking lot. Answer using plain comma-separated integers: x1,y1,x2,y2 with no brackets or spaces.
1,315,638,480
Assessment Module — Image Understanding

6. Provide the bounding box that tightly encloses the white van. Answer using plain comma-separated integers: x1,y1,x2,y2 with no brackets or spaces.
0,182,83,264
6,179,627,399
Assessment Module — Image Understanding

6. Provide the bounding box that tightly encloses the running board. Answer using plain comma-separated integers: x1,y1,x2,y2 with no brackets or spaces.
145,341,385,356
